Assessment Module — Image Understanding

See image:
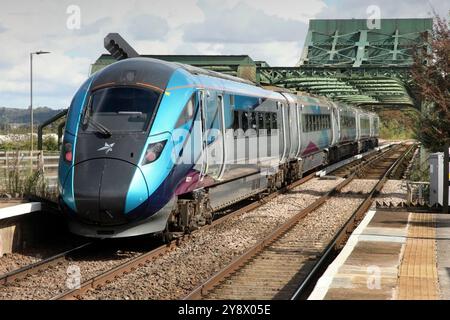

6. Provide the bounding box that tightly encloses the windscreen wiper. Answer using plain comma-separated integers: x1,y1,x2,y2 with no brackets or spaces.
87,118,112,137
118,111,143,115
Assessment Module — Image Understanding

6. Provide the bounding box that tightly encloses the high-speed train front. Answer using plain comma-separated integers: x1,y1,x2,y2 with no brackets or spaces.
58,58,200,238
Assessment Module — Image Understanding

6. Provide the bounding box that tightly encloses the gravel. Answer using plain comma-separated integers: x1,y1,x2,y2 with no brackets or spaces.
375,179,407,206
341,179,378,194
82,176,404,300
0,240,83,275
0,253,40,275
0,176,344,300
0,174,408,300
0,243,149,300
81,177,384,300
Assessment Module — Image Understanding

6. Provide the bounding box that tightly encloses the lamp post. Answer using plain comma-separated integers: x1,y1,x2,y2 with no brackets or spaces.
30,50,50,153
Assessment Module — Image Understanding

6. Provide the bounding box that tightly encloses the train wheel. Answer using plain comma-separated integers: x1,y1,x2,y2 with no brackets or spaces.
162,224,174,243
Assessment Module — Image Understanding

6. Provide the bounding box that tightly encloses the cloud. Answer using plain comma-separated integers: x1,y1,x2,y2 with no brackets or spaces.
317,0,448,19
126,14,170,40
1,0,445,108
238,0,326,23
183,1,308,43
219,41,303,66
77,17,113,36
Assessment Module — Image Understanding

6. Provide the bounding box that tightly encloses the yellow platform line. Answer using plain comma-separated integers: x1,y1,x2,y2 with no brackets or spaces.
397,214,439,300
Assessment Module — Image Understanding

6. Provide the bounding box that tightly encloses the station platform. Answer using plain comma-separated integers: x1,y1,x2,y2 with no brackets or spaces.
309,209,450,300
0,201,43,257
0,201,42,220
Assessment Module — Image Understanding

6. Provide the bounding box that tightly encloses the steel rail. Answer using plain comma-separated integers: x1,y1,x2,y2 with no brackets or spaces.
290,143,415,300
0,242,93,286
52,173,316,300
183,143,409,300
52,144,397,300
183,176,356,300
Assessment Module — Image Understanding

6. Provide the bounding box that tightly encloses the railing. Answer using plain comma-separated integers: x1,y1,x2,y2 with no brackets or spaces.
0,150,60,194
405,181,430,204
37,109,67,151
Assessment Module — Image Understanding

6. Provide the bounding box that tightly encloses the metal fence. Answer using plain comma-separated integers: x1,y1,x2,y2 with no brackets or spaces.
406,181,430,204
0,150,60,194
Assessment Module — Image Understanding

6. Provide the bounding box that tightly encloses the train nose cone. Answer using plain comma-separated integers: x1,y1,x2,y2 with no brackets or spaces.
72,159,148,225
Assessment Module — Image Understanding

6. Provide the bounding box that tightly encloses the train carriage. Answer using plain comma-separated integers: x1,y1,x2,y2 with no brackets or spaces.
58,57,380,239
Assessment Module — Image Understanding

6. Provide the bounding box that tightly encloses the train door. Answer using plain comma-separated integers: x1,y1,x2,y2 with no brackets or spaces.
355,110,360,141
331,102,340,146
217,94,227,179
280,93,298,160
278,101,289,163
199,90,208,180
296,103,303,158
199,90,226,181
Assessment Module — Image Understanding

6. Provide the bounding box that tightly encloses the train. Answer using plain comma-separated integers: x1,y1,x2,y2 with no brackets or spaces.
58,57,379,239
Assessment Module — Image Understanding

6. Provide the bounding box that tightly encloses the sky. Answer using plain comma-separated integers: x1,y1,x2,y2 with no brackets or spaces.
0,0,448,109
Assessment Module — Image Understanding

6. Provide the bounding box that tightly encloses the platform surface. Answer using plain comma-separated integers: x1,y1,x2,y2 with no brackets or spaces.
309,209,450,300
0,201,41,220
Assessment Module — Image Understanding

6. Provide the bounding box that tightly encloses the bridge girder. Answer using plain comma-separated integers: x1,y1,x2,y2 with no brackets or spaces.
257,18,432,108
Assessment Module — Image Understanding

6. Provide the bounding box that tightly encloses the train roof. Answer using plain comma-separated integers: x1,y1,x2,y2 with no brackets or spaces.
91,57,380,117
173,62,255,86
91,57,256,92
91,57,179,92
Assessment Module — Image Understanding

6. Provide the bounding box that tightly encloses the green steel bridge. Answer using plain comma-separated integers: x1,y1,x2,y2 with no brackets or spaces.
93,18,433,109
258,18,432,108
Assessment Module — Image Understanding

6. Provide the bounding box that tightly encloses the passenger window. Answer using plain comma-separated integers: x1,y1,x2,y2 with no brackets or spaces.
241,112,249,132
258,113,266,136
229,95,235,106
272,113,278,131
175,97,195,128
265,113,272,135
250,112,257,130
233,110,240,131
258,113,265,131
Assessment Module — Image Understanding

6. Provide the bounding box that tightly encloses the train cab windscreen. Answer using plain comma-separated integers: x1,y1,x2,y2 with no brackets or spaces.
82,87,160,134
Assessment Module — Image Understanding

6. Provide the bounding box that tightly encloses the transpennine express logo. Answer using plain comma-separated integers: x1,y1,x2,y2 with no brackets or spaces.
98,142,115,154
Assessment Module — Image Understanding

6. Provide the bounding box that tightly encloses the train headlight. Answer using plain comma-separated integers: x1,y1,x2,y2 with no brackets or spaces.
64,143,73,163
142,140,167,165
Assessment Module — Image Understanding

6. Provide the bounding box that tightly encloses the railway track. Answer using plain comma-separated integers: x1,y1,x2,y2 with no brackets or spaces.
50,144,399,300
52,172,317,300
183,143,413,300
0,171,317,300
0,143,402,300
0,237,161,300
0,242,93,286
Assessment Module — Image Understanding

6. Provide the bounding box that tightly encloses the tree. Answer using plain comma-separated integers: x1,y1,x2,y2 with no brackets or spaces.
412,16,450,152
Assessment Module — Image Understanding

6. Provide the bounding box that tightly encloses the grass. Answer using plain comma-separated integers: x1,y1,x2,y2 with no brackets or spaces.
0,136,59,151
380,120,416,140
1,152,56,200
378,107,420,141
